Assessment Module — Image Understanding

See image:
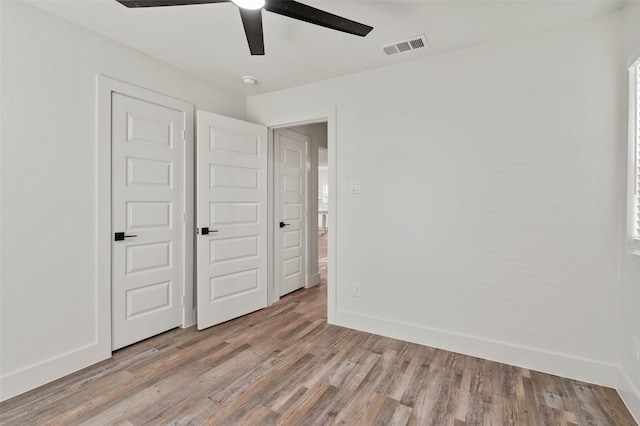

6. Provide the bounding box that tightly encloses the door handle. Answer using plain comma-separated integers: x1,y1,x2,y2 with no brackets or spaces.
199,227,219,235
114,232,137,241
279,222,290,228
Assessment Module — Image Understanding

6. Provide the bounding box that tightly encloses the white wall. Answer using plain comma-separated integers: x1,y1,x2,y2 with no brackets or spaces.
248,12,623,388
0,0,245,400
619,0,640,420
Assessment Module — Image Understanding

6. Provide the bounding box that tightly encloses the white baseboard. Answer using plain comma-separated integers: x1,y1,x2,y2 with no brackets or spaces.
332,309,619,388
308,273,321,288
618,368,640,423
183,308,197,328
0,343,110,402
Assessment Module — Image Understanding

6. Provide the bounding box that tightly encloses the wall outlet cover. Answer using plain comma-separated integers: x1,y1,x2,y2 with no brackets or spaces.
352,282,361,297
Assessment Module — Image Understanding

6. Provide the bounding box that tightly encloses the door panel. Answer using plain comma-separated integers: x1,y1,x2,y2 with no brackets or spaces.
197,111,268,330
112,93,184,350
275,129,309,296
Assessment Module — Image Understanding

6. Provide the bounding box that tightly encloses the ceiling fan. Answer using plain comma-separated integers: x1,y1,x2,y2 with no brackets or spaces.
116,0,374,55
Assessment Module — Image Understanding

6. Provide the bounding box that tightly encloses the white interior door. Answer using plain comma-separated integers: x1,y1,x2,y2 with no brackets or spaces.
275,129,309,296
196,111,268,330
111,93,184,350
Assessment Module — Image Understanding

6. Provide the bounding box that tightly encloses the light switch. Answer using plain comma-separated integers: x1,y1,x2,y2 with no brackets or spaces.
349,181,361,194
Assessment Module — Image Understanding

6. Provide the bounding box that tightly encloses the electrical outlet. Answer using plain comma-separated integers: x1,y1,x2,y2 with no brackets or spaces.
352,283,361,297
633,336,640,364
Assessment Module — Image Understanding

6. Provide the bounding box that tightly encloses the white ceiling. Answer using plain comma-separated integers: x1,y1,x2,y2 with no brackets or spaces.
26,0,624,96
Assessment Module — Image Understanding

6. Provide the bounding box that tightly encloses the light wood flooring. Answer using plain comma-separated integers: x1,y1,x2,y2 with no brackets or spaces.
1,233,636,425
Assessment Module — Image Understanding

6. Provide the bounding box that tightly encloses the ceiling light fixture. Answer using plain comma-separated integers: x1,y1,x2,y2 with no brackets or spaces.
231,0,265,10
242,76,258,85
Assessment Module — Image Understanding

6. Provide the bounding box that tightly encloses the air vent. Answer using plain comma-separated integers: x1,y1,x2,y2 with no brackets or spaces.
381,35,429,56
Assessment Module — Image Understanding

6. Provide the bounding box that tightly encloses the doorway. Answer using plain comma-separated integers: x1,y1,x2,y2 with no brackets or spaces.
270,121,329,303
317,147,328,286
97,76,195,357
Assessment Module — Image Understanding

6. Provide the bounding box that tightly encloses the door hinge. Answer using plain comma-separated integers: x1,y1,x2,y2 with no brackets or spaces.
182,212,186,224
182,295,186,306
182,129,186,140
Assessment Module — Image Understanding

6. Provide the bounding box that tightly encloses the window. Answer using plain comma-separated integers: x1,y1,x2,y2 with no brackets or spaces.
629,57,640,254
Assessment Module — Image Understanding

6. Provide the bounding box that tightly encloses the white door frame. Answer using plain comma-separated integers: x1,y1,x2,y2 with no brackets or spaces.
96,75,195,358
264,108,337,323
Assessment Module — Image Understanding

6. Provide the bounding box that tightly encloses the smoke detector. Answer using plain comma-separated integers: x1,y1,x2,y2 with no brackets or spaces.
381,35,429,56
242,76,258,85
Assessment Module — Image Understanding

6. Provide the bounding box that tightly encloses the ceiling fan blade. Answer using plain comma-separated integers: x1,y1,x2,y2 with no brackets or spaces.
264,0,373,37
239,8,265,55
116,0,229,8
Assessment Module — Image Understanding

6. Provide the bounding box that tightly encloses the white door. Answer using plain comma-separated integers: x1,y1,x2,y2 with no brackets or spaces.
196,111,268,330
111,93,184,350
275,129,309,296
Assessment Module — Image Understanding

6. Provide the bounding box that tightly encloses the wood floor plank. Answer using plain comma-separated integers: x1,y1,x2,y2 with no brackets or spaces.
294,384,341,425
237,405,279,425
465,357,486,426
300,347,351,389
212,353,317,425
388,402,414,425
271,387,308,414
500,365,520,426
455,362,474,423
599,386,638,426
347,391,388,425
373,349,411,398
372,395,404,425
146,340,283,424
275,381,334,425
1,234,637,426
311,351,381,424
329,363,391,424
399,346,437,407
522,375,543,425
52,331,232,425
72,363,202,426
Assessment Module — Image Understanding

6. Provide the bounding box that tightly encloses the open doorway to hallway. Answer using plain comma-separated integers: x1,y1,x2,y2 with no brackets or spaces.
318,231,327,285
281,122,328,294
318,146,328,286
